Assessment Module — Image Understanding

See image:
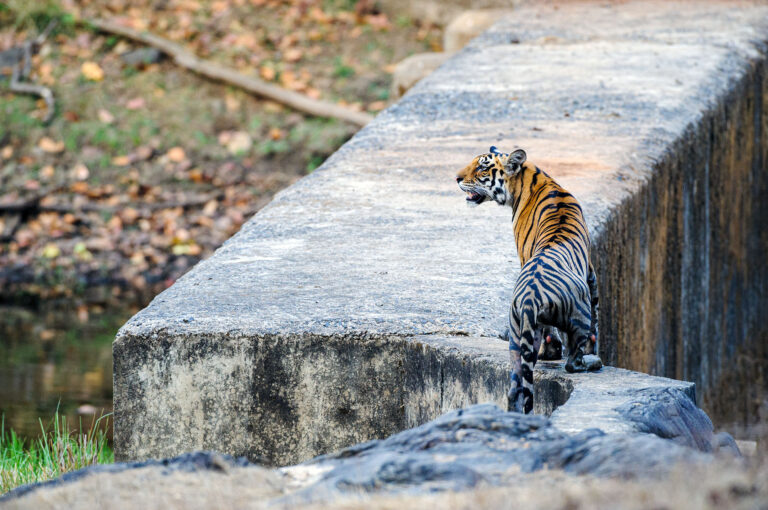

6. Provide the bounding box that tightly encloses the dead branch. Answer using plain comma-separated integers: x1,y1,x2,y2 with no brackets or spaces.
0,214,21,242
85,18,374,127
5,21,57,124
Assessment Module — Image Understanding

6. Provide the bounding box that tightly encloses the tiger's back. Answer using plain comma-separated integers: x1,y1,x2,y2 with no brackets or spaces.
509,163,590,275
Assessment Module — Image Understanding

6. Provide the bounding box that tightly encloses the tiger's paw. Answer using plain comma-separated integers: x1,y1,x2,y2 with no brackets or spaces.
507,387,525,414
565,352,587,373
565,353,602,373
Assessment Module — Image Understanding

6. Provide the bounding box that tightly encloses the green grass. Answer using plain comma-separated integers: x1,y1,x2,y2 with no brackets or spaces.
4,0,62,31
0,412,113,494
332,56,355,79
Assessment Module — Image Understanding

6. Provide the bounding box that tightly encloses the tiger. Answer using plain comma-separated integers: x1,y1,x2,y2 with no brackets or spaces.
456,146,600,414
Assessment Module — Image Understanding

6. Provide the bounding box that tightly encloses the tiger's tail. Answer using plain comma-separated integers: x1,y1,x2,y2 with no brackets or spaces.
508,300,539,414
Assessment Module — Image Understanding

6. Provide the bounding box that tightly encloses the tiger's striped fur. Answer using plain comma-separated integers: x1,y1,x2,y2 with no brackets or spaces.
456,147,599,414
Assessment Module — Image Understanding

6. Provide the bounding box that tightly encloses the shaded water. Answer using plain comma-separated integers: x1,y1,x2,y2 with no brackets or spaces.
0,303,135,441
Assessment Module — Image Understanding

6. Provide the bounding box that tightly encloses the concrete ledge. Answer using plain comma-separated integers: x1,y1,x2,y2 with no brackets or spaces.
115,1,768,463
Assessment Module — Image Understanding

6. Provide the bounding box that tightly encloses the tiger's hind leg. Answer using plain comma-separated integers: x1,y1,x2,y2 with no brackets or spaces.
586,263,599,355
564,326,590,373
564,297,592,374
507,309,525,412
539,326,563,360
564,318,602,372
508,304,539,414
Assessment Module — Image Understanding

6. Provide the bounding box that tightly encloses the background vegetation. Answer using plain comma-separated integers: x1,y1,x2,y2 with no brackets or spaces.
0,0,443,493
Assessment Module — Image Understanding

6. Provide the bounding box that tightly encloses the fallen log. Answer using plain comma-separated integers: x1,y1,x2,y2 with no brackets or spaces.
85,18,374,127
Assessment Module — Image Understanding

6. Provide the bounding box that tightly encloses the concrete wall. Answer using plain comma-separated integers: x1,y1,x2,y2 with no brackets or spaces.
114,333,510,465
595,62,768,431
113,1,768,463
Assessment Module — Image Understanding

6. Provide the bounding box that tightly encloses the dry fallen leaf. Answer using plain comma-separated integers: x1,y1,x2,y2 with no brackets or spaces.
135,146,154,161
172,242,201,255
365,13,391,30
189,168,204,183
203,200,218,216
166,146,187,162
71,181,89,193
225,95,241,112
40,165,55,179
225,131,252,154
73,242,94,261
71,163,90,181
81,61,105,81
38,137,65,153
98,108,115,123
112,155,132,166
77,305,89,323
259,66,276,81
41,243,61,259
284,48,303,62
269,127,284,140
120,207,140,224
126,97,146,110
368,100,387,111
108,215,123,232
37,62,54,85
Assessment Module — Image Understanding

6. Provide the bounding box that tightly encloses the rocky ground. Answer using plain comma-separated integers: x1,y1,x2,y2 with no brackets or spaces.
0,0,442,304
2,404,766,510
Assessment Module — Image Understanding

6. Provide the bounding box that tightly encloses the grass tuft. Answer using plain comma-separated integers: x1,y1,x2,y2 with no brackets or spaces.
4,0,63,31
0,411,113,494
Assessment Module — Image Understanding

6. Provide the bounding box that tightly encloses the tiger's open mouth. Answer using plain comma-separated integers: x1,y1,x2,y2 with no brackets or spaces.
466,191,486,204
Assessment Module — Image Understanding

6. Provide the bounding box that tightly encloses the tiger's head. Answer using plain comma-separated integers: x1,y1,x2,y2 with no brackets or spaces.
456,146,527,207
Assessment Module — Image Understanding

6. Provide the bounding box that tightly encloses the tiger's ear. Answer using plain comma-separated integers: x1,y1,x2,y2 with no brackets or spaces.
504,149,527,173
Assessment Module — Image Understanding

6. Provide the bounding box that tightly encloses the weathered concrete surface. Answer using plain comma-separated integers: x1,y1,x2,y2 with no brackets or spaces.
115,1,768,463
4,402,741,508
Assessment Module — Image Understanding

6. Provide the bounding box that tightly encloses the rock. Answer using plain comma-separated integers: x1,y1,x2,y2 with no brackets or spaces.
616,388,740,455
2,451,254,502
283,403,708,500
391,52,452,98
3,404,715,508
120,48,163,67
379,0,464,27
443,9,513,53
